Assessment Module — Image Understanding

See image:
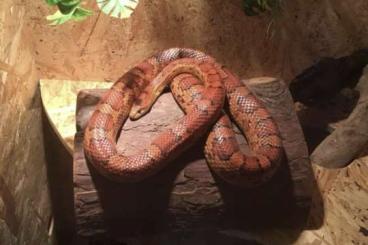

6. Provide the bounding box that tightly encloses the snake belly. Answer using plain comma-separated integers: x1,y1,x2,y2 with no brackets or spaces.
83,56,225,182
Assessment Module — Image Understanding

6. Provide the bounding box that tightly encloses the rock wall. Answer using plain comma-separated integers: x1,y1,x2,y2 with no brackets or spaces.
29,0,368,82
0,1,52,244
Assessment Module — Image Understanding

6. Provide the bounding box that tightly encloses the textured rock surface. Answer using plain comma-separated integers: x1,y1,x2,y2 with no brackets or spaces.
0,1,52,244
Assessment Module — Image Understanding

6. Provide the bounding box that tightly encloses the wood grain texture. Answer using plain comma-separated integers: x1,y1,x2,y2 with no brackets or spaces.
73,78,315,240
311,65,368,168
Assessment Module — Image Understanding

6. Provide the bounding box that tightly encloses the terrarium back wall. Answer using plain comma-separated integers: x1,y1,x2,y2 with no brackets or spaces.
0,0,51,244
32,0,368,82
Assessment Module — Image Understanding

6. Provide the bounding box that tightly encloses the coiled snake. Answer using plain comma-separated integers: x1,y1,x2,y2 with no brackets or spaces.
83,48,284,187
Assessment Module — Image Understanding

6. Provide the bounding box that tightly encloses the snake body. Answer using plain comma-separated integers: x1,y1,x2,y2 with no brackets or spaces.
83,48,284,187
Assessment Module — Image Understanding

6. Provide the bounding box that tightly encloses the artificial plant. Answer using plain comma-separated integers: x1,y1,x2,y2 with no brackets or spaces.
45,0,139,25
45,0,281,25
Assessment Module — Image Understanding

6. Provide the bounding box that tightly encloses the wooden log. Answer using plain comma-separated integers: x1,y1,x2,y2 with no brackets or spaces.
311,65,368,168
73,77,315,239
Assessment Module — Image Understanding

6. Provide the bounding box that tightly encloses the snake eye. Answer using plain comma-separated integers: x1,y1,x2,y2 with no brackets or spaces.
133,108,147,119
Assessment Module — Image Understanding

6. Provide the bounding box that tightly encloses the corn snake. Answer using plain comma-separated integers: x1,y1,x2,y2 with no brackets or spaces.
83,48,283,187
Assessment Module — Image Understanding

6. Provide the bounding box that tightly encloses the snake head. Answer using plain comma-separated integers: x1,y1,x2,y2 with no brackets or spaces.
129,105,150,120
130,85,164,120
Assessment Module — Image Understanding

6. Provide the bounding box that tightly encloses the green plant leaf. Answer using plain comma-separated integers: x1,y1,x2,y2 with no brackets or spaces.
46,10,73,25
57,0,81,14
72,7,93,21
96,0,139,19
46,6,93,25
59,0,81,6
45,0,60,5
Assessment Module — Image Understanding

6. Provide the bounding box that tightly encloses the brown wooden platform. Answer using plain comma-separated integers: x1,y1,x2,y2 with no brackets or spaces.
73,78,316,241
